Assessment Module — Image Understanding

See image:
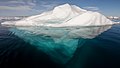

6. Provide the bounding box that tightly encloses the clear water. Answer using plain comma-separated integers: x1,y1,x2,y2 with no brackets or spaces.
0,24,120,68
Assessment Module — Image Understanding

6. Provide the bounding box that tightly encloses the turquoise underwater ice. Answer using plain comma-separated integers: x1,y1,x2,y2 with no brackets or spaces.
10,26,111,64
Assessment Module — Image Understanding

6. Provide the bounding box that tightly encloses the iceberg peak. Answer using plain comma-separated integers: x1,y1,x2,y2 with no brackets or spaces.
55,3,71,8
53,3,87,14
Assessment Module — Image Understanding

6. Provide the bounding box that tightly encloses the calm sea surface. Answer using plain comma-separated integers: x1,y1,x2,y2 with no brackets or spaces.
0,21,120,68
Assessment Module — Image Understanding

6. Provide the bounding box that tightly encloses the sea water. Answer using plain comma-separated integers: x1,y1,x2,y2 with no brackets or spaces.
0,22,120,68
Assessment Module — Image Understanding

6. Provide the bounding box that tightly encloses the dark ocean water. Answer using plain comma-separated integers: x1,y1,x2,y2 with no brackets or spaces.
0,22,120,68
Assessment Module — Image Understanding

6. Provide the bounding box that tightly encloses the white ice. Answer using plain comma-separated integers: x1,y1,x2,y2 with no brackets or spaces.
2,4,115,27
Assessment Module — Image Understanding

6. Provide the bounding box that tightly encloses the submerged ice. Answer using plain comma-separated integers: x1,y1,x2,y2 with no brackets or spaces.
10,25,112,64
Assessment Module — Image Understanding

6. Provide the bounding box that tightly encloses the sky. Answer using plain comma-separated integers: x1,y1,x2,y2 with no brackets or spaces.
0,0,120,16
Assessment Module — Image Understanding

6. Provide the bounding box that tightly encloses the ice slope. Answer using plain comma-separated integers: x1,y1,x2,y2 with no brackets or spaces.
57,12,113,27
2,4,114,26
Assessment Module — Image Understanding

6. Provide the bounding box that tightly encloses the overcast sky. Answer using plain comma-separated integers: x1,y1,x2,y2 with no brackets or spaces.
0,0,120,16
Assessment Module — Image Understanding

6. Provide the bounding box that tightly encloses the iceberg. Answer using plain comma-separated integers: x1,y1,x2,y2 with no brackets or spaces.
2,4,115,26
1,3,114,64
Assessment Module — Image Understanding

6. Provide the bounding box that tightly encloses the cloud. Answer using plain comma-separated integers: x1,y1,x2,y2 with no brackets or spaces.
0,6,32,10
0,0,59,11
9,1,36,6
0,0,39,16
83,6,100,11
0,0,36,10
0,0,60,16
34,1,60,10
0,0,36,7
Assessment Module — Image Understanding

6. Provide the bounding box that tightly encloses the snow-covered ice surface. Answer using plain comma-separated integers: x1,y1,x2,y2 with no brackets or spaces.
2,4,115,27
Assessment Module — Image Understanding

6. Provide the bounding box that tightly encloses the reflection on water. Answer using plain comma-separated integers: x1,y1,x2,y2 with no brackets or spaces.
9,26,112,64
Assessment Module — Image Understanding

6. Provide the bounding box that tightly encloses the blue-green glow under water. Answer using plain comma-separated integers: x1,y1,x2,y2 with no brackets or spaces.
0,24,120,68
